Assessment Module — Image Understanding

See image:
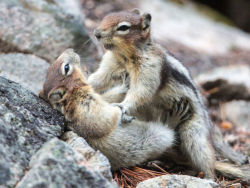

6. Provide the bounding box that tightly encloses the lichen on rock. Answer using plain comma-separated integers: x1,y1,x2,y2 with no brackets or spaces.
16,138,117,188
0,76,64,187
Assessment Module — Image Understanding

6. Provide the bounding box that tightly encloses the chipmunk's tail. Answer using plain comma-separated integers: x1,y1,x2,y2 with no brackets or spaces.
211,126,248,165
215,161,250,181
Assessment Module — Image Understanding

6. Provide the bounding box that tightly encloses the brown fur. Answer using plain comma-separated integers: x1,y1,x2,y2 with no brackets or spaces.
99,12,141,31
40,51,118,139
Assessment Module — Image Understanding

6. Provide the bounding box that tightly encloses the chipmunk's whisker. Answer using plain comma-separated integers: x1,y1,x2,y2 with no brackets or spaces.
83,38,91,46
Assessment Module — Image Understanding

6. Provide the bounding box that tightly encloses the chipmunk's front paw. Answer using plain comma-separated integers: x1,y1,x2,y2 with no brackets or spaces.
121,114,135,123
112,103,135,123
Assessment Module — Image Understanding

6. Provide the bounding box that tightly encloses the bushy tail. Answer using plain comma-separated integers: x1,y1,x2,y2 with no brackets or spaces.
215,161,250,181
211,126,248,165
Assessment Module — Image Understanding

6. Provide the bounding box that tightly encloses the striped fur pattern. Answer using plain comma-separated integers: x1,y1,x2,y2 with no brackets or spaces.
89,10,247,179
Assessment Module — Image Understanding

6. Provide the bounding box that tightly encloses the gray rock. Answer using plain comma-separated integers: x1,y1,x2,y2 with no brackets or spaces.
19,0,85,25
0,53,49,94
220,100,250,130
0,76,64,187
17,138,117,188
195,64,250,90
136,175,218,188
0,0,97,71
194,64,250,102
62,131,113,181
53,0,85,22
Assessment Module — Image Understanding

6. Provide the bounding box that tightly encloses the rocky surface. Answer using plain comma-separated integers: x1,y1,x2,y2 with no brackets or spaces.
136,175,219,188
195,64,250,89
194,64,250,103
62,131,113,181
0,0,98,71
0,76,64,187
0,77,116,188
17,138,117,188
0,53,49,94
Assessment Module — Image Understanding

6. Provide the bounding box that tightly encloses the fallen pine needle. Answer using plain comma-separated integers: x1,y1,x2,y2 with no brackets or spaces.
113,166,168,188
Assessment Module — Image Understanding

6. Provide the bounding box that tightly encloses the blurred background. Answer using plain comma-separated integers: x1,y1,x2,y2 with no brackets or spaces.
0,0,249,181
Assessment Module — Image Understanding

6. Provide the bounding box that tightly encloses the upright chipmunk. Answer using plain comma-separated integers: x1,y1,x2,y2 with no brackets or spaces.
39,49,178,170
88,10,248,179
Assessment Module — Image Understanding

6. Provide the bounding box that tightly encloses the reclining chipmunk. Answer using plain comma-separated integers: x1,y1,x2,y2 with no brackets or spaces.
88,9,249,179
39,49,182,170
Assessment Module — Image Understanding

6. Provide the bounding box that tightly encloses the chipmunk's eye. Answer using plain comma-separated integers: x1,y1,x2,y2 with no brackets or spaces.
116,22,131,35
117,25,130,31
64,64,70,75
61,62,73,76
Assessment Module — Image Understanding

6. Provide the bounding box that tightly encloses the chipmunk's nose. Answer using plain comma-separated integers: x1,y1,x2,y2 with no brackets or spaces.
94,29,102,40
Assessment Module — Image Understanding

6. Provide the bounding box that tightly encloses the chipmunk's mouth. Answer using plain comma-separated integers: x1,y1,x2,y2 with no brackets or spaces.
99,38,114,50
103,43,114,49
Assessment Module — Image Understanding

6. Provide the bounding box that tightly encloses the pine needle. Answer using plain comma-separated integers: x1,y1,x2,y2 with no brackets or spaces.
113,166,168,188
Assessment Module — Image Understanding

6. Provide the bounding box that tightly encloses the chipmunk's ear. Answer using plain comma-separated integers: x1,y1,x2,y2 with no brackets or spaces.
48,88,65,104
130,8,141,15
142,12,151,30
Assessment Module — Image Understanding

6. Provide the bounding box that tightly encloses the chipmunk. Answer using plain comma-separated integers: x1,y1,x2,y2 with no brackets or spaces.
40,49,250,181
88,9,248,179
39,49,178,170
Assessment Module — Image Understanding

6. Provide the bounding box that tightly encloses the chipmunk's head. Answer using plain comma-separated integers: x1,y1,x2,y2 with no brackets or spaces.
39,49,87,109
94,9,151,51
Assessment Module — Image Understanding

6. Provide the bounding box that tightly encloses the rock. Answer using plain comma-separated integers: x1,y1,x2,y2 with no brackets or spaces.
138,0,250,55
0,53,49,94
136,175,218,188
194,64,250,102
62,131,113,181
220,100,250,130
16,138,117,188
195,64,250,89
0,0,98,71
20,0,84,23
53,0,85,22
0,76,64,187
